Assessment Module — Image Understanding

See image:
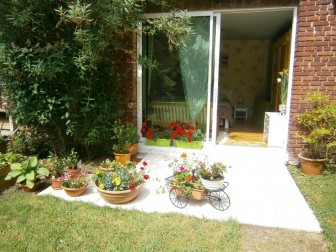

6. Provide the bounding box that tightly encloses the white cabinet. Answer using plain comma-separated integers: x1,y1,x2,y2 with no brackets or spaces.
263,112,286,147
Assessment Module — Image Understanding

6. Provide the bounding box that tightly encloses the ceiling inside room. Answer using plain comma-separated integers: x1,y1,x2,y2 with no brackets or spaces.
220,9,294,40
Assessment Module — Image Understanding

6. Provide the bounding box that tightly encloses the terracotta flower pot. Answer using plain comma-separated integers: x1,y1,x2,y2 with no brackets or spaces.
19,179,42,192
127,143,138,157
50,178,62,190
114,152,131,166
298,153,325,175
95,183,143,204
62,185,87,197
67,169,81,178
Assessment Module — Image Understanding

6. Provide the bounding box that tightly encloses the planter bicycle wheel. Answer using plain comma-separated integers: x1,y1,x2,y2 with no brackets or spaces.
207,190,230,211
169,187,188,209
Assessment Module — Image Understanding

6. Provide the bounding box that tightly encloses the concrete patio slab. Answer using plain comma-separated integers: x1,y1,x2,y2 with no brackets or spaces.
39,143,322,233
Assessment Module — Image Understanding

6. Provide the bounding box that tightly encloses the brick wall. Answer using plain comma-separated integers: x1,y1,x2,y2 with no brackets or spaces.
289,0,336,162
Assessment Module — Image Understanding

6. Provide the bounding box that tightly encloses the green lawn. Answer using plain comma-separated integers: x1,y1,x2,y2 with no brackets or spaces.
0,191,240,252
289,165,336,252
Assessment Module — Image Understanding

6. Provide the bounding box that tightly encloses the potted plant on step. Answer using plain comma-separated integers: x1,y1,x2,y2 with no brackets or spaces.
42,153,64,190
59,171,89,197
125,122,140,157
61,149,80,177
0,152,23,192
112,120,132,165
5,156,50,192
168,121,204,149
197,160,227,191
296,92,336,175
93,159,149,204
141,121,171,147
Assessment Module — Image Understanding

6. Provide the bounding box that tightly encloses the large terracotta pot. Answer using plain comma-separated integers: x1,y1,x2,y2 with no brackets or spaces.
200,176,225,191
114,152,131,166
19,179,42,192
62,185,87,197
94,183,143,204
127,143,138,157
298,153,325,175
50,178,62,190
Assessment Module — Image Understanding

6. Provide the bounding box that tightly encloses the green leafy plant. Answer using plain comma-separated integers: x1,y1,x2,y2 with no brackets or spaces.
5,156,49,188
296,92,336,160
41,152,64,178
0,152,23,168
93,160,149,191
196,161,227,180
112,120,132,154
60,149,79,169
125,122,140,145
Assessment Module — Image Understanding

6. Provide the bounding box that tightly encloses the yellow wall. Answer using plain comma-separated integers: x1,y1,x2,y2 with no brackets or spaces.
219,40,270,111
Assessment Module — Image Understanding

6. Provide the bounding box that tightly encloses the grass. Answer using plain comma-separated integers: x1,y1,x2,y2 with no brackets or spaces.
288,165,336,252
0,190,240,252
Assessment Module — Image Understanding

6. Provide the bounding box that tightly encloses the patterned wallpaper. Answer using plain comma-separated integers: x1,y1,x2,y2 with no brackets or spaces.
219,40,270,112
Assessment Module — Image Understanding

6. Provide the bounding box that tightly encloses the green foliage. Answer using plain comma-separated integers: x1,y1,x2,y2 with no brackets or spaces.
111,120,133,154
7,128,51,158
59,149,79,169
0,0,191,158
0,152,23,168
125,122,140,145
278,69,288,104
289,166,336,251
41,152,64,177
5,156,49,188
59,172,89,188
197,161,227,180
296,92,336,160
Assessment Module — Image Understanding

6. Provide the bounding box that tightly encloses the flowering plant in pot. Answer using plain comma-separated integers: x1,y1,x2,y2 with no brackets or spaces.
58,171,89,197
296,92,336,174
124,122,140,156
196,160,227,191
112,120,133,165
60,149,81,177
141,121,171,147
168,153,204,198
42,152,65,190
92,160,149,204
168,121,204,149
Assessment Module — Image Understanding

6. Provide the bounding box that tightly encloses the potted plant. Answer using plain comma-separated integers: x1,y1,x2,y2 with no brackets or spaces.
296,92,336,175
61,149,80,177
168,121,204,149
168,154,204,199
277,69,288,115
125,122,140,157
58,172,89,197
42,153,64,190
93,159,149,204
99,159,124,172
5,156,50,192
112,120,132,165
197,160,227,191
141,121,171,147
0,152,23,192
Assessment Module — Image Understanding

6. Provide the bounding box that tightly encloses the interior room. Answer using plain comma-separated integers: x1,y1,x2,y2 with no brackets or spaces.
216,9,293,146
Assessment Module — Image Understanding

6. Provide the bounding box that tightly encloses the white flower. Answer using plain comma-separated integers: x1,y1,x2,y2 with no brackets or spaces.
277,78,281,83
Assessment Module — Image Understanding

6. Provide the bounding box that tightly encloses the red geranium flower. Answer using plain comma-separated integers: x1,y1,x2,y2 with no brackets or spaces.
188,137,192,142
141,122,147,127
143,161,147,166
143,174,149,180
130,177,134,182
129,184,135,190
140,167,145,170
140,128,146,134
189,125,195,130
173,122,177,127
176,126,183,133
133,158,139,163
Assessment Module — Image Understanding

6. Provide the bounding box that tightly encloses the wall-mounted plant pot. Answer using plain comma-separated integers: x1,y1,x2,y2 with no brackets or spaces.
298,153,325,175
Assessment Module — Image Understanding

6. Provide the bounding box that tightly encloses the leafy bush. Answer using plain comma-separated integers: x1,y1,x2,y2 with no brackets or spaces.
0,0,191,158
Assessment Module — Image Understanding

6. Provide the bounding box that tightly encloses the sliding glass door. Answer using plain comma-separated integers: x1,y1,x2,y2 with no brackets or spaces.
138,12,221,143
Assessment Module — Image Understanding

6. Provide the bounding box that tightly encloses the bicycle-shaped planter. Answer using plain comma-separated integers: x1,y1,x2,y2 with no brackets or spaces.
165,175,231,211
